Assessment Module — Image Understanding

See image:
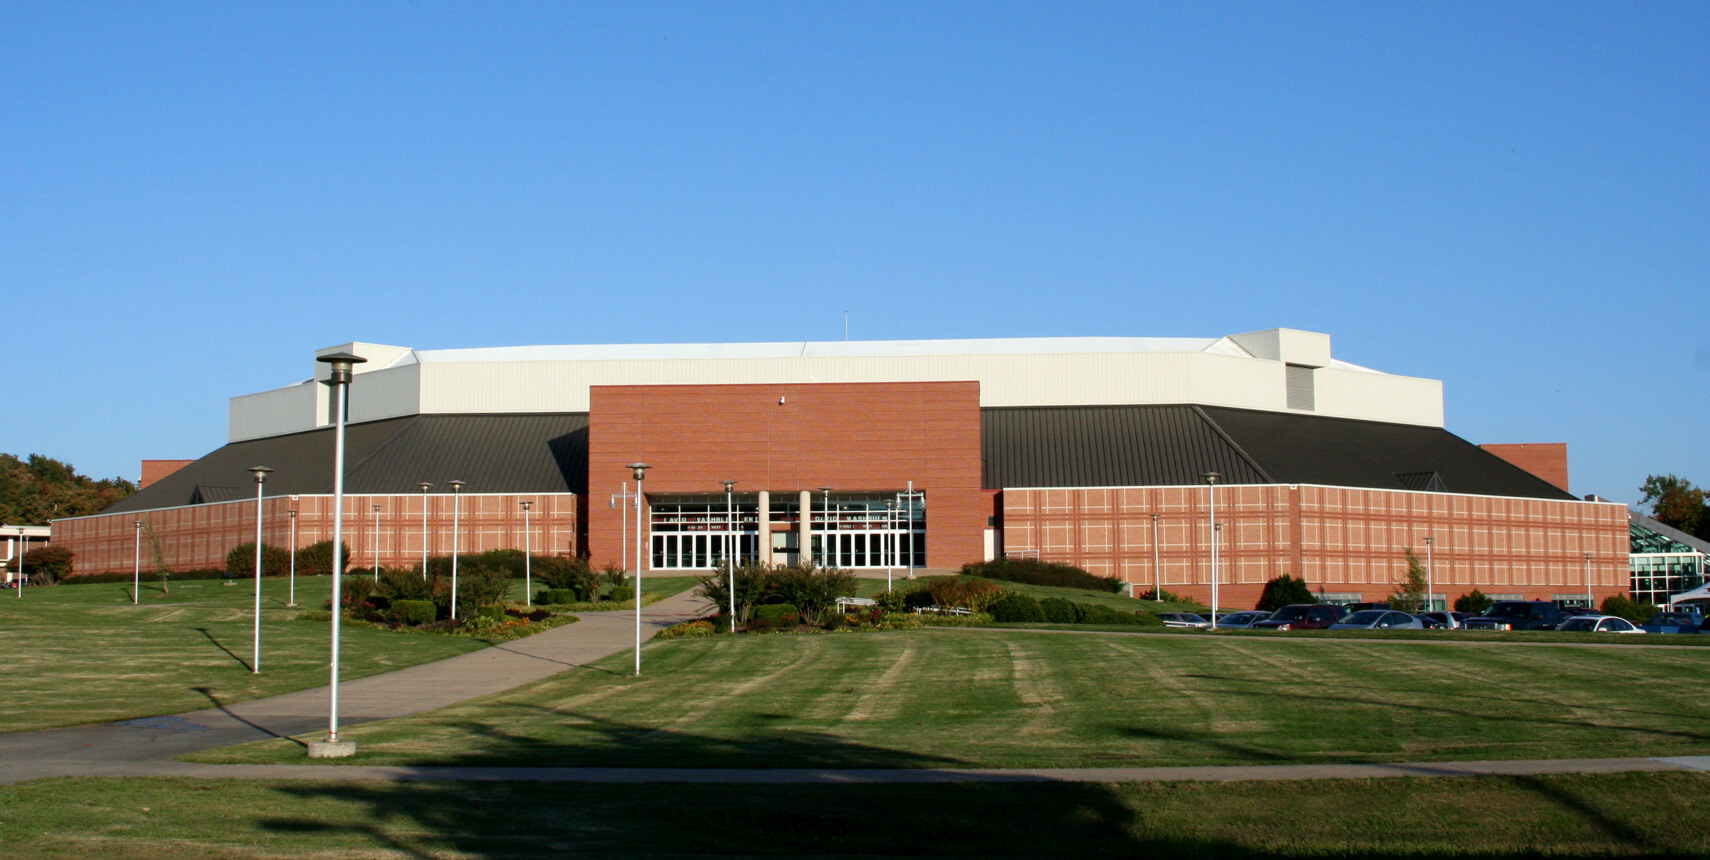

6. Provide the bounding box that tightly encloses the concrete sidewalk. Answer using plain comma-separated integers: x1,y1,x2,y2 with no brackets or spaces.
0,588,709,785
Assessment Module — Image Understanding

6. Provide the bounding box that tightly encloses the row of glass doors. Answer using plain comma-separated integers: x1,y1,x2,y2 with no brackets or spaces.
647,493,924,570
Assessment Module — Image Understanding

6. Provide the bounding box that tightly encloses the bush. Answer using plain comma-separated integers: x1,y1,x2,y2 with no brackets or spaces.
478,604,506,621
295,540,351,577
69,568,226,584
960,558,1120,592
657,619,720,640
873,588,911,613
901,586,936,610
768,565,857,624
929,578,1003,611
753,603,801,628
534,556,599,601
1600,593,1658,624
540,588,580,605
22,545,74,583
339,576,377,609
600,564,630,596
1455,590,1494,615
1039,596,1078,624
447,565,512,618
393,599,437,625
1136,588,1190,603
1133,611,1165,627
696,563,775,625
1257,575,1317,611
987,592,1045,622
377,567,435,602
1077,603,1140,625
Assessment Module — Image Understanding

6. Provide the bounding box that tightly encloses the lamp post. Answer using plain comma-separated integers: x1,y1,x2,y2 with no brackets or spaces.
1151,514,1162,602
1203,472,1221,630
313,350,365,757
14,525,23,596
1424,536,1435,614
133,520,142,605
449,480,465,620
885,499,896,592
629,463,649,676
418,483,432,579
819,486,832,567
287,509,298,607
723,480,736,633
248,466,272,674
371,504,382,580
1585,552,1593,611
904,480,919,580
521,500,533,607
610,482,630,573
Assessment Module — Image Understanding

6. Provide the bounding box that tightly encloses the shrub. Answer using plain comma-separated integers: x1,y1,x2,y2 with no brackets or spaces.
1077,603,1137,625
1455,590,1494,615
1039,596,1078,624
768,565,857,624
1257,575,1317,611
1133,611,1165,627
960,558,1120,592
378,567,435,602
600,564,630,595
393,599,437,625
22,545,75,583
295,540,351,577
657,619,719,640
535,556,599,601
873,588,911,613
70,568,226,584
540,588,580,605
929,578,1003,611
696,562,775,624
1600,593,1658,624
478,604,506,621
339,576,377,609
901,586,936,610
987,592,1045,622
448,566,512,618
753,603,801,628
1136,588,1188,603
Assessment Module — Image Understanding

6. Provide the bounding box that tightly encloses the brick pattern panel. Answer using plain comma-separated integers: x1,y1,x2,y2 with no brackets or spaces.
588,381,984,570
1004,485,1628,608
52,494,578,576
1480,443,1570,492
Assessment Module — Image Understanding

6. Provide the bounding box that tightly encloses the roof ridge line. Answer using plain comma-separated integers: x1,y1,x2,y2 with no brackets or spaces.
1191,405,1275,483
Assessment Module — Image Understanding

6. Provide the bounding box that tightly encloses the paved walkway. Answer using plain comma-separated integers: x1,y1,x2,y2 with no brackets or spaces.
3,590,1707,787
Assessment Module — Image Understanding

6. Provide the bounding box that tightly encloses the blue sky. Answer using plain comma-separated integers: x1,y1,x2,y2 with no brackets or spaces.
2,2,1704,507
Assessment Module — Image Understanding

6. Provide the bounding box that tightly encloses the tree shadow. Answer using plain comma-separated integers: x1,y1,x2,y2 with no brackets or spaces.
192,626,252,671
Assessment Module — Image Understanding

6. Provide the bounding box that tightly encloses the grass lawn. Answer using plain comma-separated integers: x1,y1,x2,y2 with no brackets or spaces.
191,626,1710,768
2,772,1705,857
505,574,702,606
0,578,491,734
852,573,1210,613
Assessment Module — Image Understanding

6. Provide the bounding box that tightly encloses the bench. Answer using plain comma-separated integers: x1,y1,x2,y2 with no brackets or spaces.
835,596,878,612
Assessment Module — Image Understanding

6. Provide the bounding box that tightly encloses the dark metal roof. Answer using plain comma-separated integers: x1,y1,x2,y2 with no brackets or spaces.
981,405,1268,489
983,405,1575,500
103,414,590,514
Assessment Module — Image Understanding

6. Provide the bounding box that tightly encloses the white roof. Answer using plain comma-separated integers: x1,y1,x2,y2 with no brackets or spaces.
415,336,1242,364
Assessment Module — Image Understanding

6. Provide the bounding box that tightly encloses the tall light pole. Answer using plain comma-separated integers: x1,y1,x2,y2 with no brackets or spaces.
629,463,649,676
132,520,142,604
287,509,298,607
904,480,919,580
449,480,465,620
371,503,382,580
249,466,272,674
1424,535,1435,614
1203,472,1221,630
1152,514,1162,602
819,486,832,567
1584,551,1594,611
521,500,533,607
885,499,896,592
312,350,365,758
723,480,736,632
14,526,23,596
418,482,432,579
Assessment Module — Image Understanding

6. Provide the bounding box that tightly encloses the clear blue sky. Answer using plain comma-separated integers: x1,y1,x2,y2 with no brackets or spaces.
2,2,1704,507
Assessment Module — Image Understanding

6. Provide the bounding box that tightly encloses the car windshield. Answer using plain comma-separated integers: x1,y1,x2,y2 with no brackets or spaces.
1343,610,1388,624
1271,605,1312,621
1559,618,1596,632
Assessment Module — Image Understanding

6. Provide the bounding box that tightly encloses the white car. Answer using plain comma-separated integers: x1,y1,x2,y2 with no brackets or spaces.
1557,615,1646,634
1154,612,1211,629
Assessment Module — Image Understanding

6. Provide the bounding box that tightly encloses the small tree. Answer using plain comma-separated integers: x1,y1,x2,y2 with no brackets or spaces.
21,545,74,584
1600,593,1658,624
225,542,292,580
1257,575,1317,611
143,520,173,594
1389,548,1430,614
1454,589,1493,615
294,540,351,577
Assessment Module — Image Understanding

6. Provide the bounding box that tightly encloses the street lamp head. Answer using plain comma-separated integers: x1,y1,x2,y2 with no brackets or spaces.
723,480,736,493
134,520,142,529
449,480,465,493
316,351,367,385
520,500,533,511
1425,536,1433,545
289,510,297,519
418,482,433,493
628,462,649,481
249,466,273,483
886,499,895,511
819,486,832,493
1202,471,1221,485
372,504,381,512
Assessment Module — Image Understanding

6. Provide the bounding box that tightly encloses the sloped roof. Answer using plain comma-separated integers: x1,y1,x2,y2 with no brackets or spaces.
1629,510,1710,555
983,404,1575,499
103,414,590,514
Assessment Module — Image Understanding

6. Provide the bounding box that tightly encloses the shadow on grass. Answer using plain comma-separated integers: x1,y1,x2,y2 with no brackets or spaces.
192,626,251,671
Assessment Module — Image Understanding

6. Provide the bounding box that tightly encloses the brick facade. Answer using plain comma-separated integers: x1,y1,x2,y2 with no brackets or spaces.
587,381,985,571
1480,443,1570,493
53,493,578,576
1003,484,1628,607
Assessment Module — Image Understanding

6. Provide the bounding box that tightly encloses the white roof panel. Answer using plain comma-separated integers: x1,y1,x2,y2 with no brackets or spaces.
415,336,1230,364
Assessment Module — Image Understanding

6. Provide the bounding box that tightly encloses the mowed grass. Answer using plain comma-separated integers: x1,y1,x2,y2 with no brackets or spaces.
193,626,1710,768
505,574,702,606
852,573,1210,612
3,772,1706,858
0,577,489,733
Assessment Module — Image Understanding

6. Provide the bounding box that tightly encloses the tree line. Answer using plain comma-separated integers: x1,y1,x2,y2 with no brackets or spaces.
0,453,136,525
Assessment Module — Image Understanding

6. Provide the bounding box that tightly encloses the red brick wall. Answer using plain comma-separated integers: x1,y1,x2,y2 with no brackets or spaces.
1003,485,1628,608
1480,443,1570,493
139,459,195,490
52,493,579,576
587,381,984,570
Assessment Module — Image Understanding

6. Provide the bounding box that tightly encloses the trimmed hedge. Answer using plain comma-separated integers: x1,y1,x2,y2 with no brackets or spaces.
753,603,801,627
68,568,228,585
1039,596,1078,624
539,588,581,606
393,599,437,626
960,558,1121,593
988,592,1045,622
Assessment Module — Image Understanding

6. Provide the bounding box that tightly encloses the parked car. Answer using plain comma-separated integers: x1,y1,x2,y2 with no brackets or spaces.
1461,601,1569,631
1557,615,1647,634
1328,609,1424,630
1155,612,1212,629
1213,610,1273,628
1346,602,1391,613
1417,611,1468,630
1252,604,1349,630
1640,611,1705,635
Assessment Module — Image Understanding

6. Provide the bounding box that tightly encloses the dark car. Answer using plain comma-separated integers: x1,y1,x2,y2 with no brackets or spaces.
1462,601,1568,631
1418,611,1469,630
1640,611,1705,635
1253,603,1348,630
